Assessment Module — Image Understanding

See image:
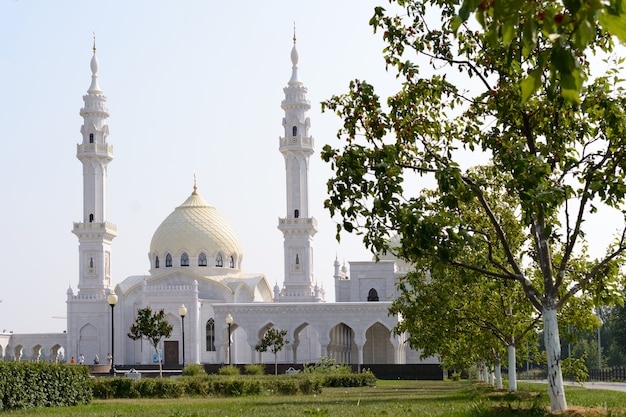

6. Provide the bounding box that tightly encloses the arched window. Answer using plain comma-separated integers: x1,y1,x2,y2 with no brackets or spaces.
292,126,297,136
367,288,379,302
229,256,235,268
180,253,189,267
89,213,94,223
215,253,223,267
165,253,172,267
295,254,300,265
206,319,216,351
198,253,207,267
89,133,94,143
294,209,299,218
155,256,160,268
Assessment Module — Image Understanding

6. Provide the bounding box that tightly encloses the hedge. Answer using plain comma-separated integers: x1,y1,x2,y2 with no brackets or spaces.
0,362,92,410
92,373,337,399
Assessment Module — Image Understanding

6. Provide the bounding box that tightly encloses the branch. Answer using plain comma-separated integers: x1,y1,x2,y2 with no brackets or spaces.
558,227,626,308
418,49,493,91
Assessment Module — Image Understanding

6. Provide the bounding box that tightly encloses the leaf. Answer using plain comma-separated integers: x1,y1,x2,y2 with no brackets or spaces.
599,8,626,43
521,68,542,104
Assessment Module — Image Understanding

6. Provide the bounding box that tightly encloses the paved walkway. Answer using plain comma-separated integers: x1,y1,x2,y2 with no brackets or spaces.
521,380,626,393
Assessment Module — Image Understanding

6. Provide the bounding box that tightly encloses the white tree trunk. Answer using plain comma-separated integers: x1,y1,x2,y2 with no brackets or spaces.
483,363,489,383
543,305,567,411
508,344,517,392
495,358,503,389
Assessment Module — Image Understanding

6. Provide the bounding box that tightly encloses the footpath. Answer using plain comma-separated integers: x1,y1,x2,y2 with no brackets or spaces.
521,380,626,393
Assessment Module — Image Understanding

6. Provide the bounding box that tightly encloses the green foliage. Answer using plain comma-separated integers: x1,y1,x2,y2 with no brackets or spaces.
321,371,377,388
91,374,328,399
182,363,206,377
0,362,92,410
302,356,351,375
255,327,289,375
127,307,173,378
218,365,241,375
562,354,589,384
323,0,626,412
244,363,265,375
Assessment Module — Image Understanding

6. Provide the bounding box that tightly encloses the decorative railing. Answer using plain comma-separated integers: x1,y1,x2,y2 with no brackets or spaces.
76,143,113,156
279,136,314,148
278,217,318,227
72,222,117,232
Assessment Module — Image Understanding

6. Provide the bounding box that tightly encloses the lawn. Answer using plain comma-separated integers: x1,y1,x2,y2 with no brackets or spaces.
5,380,626,416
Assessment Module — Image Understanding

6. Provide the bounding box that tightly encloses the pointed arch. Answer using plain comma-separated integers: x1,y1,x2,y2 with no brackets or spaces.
165,253,172,267
206,318,216,351
363,322,394,364
367,288,379,302
180,252,189,267
328,323,356,364
198,252,207,267
215,253,224,267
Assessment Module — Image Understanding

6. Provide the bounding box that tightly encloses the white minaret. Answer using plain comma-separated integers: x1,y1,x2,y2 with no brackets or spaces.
276,32,322,302
71,40,116,296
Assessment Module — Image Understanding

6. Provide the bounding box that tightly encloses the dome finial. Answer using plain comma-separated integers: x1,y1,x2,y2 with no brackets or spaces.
193,172,198,194
289,26,300,84
88,34,101,93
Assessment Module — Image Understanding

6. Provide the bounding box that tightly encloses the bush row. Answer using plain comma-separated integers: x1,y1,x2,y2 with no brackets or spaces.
92,371,375,399
92,374,322,398
0,362,92,410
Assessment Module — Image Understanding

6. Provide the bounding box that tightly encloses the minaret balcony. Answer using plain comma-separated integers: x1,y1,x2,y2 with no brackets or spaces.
72,221,117,240
76,143,114,159
279,136,314,149
278,217,318,235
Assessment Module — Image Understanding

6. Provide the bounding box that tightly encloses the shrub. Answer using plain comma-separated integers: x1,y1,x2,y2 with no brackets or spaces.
182,363,206,376
245,363,265,375
109,377,139,398
182,378,209,396
302,356,351,375
321,370,376,387
0,362,92,410
218,365,240,375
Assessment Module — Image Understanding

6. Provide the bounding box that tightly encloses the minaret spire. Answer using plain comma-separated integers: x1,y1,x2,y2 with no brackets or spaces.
276,34,322,302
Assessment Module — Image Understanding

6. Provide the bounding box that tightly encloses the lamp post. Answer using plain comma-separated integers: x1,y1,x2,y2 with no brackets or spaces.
225,314,233,365
107,291,118,375
179,304,187,369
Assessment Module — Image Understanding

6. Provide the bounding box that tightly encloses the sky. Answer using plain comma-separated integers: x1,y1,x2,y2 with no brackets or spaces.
0,0,406,333
2,1,624,335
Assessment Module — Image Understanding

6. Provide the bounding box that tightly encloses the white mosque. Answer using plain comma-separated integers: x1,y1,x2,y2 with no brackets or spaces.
0,39,439,374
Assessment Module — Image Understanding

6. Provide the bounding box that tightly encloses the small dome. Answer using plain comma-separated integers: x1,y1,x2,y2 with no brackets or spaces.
150,188,243,264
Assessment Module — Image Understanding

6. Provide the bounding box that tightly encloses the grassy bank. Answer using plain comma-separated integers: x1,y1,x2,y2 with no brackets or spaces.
5,380,626,416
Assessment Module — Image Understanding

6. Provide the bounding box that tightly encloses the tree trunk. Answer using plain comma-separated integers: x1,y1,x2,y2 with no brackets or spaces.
495,358,503,389
543,304,567,411
154,344,163,378
508,344,517,392
274,352,278,375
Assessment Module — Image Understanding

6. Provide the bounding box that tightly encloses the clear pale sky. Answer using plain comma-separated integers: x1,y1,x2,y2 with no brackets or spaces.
2,1,623,334
0,0,406,333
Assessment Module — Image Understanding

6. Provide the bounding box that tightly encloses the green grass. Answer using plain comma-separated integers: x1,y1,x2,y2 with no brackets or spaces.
4,380,626,416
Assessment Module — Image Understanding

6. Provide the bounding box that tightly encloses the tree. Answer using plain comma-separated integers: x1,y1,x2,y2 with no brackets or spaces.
128,307,173,378
321,1,626,412
391,166,541,391
255,327,289,375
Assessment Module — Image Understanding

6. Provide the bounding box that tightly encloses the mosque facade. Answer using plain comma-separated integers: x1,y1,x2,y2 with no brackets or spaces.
0,41,438,371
